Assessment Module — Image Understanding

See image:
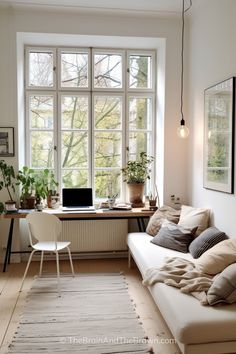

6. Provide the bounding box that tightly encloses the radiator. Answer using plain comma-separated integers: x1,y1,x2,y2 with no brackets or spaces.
60,220,128,252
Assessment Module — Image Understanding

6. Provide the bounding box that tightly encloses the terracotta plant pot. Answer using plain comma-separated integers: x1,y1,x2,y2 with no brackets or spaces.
127,183,145,208
26,196,36,209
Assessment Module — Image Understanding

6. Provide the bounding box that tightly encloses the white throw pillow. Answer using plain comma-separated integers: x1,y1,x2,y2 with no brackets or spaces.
178,205,210,236
195,238,236,275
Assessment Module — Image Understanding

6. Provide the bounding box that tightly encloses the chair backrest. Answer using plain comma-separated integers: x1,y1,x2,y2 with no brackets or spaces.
26,212,62,247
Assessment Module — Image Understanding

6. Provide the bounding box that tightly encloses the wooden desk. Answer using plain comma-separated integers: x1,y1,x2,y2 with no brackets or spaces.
1,208,154,272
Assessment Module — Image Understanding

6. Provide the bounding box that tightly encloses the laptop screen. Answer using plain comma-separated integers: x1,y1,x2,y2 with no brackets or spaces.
62,188,93,207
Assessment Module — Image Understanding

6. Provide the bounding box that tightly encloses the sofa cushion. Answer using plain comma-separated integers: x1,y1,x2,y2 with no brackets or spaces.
151,281,236,344
151,220,196,253
127,232,192,275
189,226,228,258
178,205,210,236
195,238,236,275
146,205,180,236
207,263,236,305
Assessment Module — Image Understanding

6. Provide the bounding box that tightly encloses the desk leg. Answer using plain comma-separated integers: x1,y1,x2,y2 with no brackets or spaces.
137,218,142,232
140,218,146,231
3,219,14,272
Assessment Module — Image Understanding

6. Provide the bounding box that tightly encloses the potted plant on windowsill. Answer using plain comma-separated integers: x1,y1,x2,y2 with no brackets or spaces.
121,152,154,208
0,160,17,212
34,169,59,208
17,166,36,209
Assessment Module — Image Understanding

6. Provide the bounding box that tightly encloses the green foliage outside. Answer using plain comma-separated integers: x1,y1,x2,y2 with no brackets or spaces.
28,51,152,199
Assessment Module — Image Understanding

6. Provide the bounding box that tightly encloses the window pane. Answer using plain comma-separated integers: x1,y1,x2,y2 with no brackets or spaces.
62,170,88,188
94,53,122,88
95,170,121,199
61,52,88,88
129,132,151,160
94,96,122,129
29,51,54,87
95,132,122,168
29,95,53,129
31,131,54,168
129,97,152,130
61,95,88,129
61,132,88,168
129,55,152,89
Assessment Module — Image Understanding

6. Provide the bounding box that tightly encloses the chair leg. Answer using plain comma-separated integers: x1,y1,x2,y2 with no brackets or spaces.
67,246,75,276
19,249,37,292
39,251,44,276
55,251,60,294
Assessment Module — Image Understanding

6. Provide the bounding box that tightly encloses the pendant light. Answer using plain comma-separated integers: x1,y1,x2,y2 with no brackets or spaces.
177,0,192,139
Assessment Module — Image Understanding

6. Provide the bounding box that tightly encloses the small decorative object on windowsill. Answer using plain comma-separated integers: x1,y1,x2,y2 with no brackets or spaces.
50,193,60,209
107,193,118,210
36,203,43,212
149,199,158,211
122,152,154,208
149,186,160,211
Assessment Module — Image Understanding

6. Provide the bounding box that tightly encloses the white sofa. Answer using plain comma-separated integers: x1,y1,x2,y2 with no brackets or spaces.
127,232,236,354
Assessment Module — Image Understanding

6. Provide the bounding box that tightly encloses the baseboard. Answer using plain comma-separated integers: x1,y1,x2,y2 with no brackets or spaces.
20,250,129,262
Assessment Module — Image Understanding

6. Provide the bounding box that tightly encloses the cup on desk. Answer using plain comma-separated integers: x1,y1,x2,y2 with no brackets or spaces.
36,203,43,212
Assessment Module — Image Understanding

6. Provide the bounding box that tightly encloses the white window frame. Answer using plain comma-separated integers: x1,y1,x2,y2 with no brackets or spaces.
92,48,125,92
58,48,91,92
25,46,156,201
25,90,57,173
25,47,56,91
127,50,156,93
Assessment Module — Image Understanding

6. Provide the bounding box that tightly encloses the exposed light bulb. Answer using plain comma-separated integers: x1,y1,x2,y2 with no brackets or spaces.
177,123,189,138
177,0,192,139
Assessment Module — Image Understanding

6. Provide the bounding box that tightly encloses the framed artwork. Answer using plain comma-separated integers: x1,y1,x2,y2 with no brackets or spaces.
0,127,14,157
204,77,235,193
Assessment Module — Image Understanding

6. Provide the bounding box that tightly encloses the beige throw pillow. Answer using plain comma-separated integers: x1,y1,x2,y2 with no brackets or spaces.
195,238,236,275
146,205,180,236
178,205,210,236
207,263,236,305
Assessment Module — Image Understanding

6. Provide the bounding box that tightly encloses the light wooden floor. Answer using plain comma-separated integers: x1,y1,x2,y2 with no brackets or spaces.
0,258,180,354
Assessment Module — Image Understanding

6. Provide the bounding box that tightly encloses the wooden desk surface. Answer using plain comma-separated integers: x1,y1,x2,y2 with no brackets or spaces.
0,208,155,220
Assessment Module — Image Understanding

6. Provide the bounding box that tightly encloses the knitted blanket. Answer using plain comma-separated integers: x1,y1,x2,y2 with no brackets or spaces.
142,257,213,305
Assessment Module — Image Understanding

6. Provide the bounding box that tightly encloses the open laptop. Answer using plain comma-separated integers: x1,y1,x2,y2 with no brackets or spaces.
62,188,95,212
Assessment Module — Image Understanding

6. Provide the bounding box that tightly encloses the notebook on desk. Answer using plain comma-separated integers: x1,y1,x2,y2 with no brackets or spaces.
62,188,95,211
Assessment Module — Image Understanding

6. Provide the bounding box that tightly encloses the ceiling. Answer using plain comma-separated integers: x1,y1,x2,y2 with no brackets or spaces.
0,0,183,15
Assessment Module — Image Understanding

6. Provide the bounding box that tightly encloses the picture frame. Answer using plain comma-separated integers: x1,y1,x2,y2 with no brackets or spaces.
0,127,14,157
204,77,235,193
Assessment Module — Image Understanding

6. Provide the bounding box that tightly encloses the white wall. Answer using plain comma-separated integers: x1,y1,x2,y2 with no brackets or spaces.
188,0,236,236
0,6,188,259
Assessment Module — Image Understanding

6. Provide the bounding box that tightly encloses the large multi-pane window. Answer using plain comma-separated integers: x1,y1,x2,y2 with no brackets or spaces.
25,47,156,200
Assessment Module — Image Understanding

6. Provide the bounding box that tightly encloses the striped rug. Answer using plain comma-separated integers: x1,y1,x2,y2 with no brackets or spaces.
9,274,151,353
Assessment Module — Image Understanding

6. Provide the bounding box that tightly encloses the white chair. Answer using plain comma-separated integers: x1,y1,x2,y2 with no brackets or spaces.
20,212,75,292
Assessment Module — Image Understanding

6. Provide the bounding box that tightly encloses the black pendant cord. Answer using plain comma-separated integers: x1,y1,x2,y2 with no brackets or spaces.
180,0,192,126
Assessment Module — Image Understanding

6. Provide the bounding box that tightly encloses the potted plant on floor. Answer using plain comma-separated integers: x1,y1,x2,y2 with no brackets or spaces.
0,160,17,212
122,152,154,207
